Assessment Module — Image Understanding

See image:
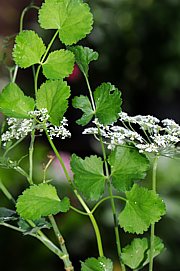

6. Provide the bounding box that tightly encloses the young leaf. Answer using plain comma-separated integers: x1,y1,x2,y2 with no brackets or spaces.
94,83,122,125
72,95,94,126
0,83,35,118
81,257,113,271
69,46,99,76
36,80,70,125
38,0,93,45
108,146,150,191
16,183,70,220
42,50,75,79
119,184,166,234
142,237,164,268
13,30,46,68
121,238,148,269
71,154,106,201
0,207,17,223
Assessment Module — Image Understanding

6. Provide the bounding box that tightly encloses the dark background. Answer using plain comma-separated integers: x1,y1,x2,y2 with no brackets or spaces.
0,0,180,270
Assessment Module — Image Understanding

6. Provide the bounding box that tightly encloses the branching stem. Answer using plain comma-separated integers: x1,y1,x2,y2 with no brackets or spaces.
49,215,74,271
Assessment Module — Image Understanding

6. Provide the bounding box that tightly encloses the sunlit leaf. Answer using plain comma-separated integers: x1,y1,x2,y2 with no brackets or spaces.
16,183,70,220
42,50,75,79
13,30,46,68
119,184,166,234
0,83,35,118
39,0,93,45
36,80,70,125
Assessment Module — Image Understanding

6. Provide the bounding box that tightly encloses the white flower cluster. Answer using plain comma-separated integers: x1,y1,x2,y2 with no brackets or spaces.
83,113,180,155
47,118,71,140
1,118,34,144
1,108,71,145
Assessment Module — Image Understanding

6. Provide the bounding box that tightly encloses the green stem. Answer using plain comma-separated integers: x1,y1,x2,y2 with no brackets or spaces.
34,30,59,96
91,195,126,214
45,129,104,257
149,155,159,271
84,74,96,112
0,180,16,204
3,136,26,158
84,74,125,269
49,215,74,271
70,206,88,216
29,130,35,185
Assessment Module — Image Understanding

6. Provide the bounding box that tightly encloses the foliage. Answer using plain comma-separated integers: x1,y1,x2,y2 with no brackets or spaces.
0,1,179,271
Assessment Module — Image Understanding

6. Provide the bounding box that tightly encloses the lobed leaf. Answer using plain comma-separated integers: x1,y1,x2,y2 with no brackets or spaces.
69,46,99,76
119,184,166,234
0,83,35,118
72,95,94,126
39,0,93,45
81,257,113,271
142,237,164,268
121,238,148,269
71,154,106,201
36,80,70,125
108,146,150,191
16,183,70,220
94,82,122,125
42,49,75,79
13,30,46,68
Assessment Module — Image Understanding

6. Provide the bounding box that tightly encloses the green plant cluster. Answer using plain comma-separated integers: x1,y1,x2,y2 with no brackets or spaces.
0,1,178,271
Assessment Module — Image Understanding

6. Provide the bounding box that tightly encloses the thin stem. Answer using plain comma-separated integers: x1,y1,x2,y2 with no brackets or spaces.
12,65,19,83
0,180,16,204
70,206,89,216
149,155,159,271
12,4,39,84
45,128,104,257
29,130,35,185
84,74,96,112
3,136,26,158
91,195,126,214
84,75,125,269
49,215,74,271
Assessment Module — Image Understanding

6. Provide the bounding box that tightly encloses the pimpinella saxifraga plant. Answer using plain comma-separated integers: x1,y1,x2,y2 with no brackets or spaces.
0,1,180,271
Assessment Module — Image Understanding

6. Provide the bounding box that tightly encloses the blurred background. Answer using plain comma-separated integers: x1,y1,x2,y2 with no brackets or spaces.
0,0,180,270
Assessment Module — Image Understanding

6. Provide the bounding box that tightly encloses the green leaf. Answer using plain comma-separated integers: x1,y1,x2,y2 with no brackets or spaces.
142,237,164,268
0,83,35,118
121,238,148,269
36,80,70,125
72,95,94,126
18,218,52,235
119,184,166,234
42,50,75,79
69,46,99,76
81,257,113,271
0,207,17,223
39,0,93,45
108,146,150,191
13,30,46,68
71,154,105,201
94,83,122,125
16,183,70,220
